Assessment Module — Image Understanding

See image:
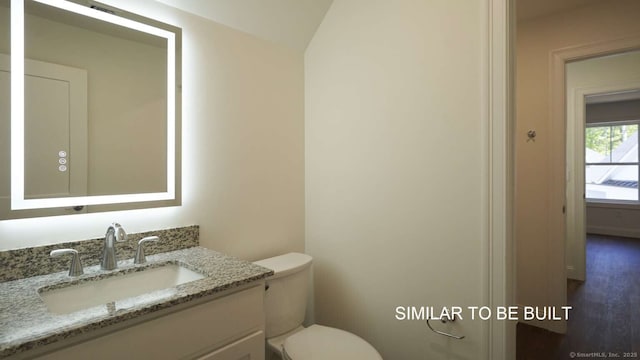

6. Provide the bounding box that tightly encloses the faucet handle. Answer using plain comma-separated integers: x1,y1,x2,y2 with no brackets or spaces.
50,249,84,276
134,236,159,264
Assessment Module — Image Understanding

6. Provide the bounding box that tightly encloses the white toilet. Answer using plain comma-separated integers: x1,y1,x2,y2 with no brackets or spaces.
254,252,383,360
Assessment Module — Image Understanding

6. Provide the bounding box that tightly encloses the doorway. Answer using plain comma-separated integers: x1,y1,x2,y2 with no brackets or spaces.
566,51,640,284
514,0,640,358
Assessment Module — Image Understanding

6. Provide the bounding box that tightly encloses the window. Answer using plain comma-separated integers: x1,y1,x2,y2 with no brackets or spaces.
585,122,639,202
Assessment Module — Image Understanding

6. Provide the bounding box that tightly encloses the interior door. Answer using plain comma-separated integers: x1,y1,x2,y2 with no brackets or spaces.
23,73,72,199
0,54,88,218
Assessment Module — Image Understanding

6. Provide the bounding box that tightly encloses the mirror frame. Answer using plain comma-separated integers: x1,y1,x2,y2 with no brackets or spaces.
10,0,181,211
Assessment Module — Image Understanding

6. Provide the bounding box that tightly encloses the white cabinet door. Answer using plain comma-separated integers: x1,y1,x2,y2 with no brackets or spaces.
197,331,264,360
32,285,265,360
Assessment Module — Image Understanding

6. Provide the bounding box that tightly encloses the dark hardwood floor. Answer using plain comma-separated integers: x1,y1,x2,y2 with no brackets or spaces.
517,234,640,360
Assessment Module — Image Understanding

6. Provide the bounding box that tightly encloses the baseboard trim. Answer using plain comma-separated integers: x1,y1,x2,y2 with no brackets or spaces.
587,225,640,239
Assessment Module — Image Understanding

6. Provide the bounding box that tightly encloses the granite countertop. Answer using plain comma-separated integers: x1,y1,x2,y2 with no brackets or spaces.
0,246,273,358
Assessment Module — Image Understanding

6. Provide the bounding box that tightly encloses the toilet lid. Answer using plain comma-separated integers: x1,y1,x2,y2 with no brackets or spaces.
283,325,382,360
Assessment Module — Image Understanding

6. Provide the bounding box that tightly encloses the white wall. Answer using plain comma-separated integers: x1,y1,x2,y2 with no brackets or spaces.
587,204,640,238
516,0,640,331
153,0,334,51
305,0,489,358
0,0,305,261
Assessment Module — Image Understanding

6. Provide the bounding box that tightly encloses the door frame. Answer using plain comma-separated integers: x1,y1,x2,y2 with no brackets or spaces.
567,77,640,282
547,34,640,334
487,0,515,358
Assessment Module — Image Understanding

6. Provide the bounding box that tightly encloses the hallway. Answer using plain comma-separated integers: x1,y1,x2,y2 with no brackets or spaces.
517,234,640,359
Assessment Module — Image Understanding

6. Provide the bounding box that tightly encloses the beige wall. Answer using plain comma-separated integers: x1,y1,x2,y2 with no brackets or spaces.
0,0,305,262
516,0,640,330
306,0,489,358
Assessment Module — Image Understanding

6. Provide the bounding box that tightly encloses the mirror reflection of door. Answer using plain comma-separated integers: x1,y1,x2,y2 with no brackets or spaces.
0,55,88,217
25,73,73,198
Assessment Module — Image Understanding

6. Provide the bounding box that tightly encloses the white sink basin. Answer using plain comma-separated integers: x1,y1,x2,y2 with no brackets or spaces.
39,263,205,314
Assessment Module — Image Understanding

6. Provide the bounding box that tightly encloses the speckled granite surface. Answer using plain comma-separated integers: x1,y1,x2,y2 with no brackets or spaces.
0,246,273,358
0,225,199,282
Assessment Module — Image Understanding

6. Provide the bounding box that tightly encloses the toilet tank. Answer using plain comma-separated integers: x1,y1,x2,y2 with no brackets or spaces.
253,253,312,338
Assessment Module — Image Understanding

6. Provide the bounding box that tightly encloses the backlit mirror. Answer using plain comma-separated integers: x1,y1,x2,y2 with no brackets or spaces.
0,0,181,219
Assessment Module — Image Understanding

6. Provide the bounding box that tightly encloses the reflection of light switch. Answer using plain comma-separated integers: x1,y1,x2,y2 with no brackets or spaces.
58,150,68,171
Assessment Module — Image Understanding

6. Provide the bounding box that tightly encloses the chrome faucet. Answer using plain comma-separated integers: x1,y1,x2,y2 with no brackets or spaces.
101,223,127,270
50,249,84,276
134,236,160,264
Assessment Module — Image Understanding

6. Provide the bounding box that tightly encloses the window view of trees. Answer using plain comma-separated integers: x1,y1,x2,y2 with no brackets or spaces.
585,124,638,161
585,123,639,201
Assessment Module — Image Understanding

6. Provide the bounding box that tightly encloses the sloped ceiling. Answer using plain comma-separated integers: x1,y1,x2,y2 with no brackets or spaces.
153,0,333,51
155,0,607,49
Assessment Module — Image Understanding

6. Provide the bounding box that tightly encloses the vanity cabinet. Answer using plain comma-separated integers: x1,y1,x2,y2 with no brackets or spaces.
32,284,266,360
196,330,263,360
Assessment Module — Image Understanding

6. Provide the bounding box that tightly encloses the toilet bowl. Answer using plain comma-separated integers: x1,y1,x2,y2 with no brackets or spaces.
254,253,382,360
